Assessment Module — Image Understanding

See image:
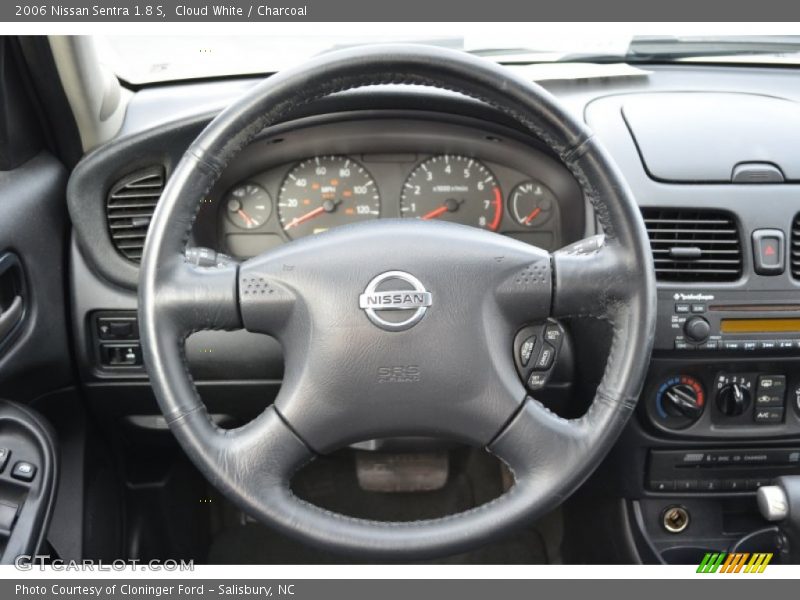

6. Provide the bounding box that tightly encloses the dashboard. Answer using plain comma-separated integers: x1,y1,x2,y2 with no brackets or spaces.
197,118,584,259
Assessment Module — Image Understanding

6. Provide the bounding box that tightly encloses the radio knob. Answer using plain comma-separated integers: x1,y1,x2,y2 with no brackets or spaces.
684,316,711,342
717,383,751,417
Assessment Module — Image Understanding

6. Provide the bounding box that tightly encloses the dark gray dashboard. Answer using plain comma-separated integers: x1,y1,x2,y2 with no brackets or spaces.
68,63,800,417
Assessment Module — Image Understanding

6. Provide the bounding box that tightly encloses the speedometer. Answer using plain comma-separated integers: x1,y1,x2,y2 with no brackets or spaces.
400,155,503,231
277,156,380,239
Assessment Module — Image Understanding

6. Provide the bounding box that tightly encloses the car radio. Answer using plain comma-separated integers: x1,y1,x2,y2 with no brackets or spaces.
654,289,800,351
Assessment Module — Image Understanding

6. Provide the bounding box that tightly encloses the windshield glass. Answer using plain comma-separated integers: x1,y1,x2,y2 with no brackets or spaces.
96,34,800,85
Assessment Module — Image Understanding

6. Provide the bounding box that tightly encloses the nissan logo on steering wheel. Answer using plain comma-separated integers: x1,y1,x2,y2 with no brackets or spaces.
358,270,433,331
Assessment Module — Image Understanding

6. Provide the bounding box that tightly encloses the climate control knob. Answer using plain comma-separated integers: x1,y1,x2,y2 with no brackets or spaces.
652,375,706,430
683,316,711,342
664,383,704,419
717,383,751,416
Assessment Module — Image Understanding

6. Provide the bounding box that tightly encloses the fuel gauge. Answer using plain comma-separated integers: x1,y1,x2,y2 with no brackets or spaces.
226,183,272,230
509,180,555,227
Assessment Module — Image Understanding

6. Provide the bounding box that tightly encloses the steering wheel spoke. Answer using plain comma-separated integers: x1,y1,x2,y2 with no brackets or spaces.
551,235,635,320
149,257,242,335
489,397,589,482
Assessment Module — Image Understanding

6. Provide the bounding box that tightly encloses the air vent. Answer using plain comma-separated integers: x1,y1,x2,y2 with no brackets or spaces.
106,167,165,263
641,208,742,282
791,213,800,279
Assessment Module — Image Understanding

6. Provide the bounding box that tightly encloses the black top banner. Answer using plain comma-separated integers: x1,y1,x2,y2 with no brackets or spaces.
4,0,800,22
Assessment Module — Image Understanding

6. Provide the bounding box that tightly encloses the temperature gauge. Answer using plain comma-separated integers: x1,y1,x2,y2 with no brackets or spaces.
226,183,272,230
509,180,555,227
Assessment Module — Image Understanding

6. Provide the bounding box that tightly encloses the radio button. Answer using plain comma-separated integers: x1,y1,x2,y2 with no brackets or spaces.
650,480,675,492
698,479,722,492
700,341,719,350
743,341,757,351
748,479,773,491
674,340,690,350
778,340,794,350
675,303,690,314
759,340,778,350
723,341,742,350
724,479,747,492
691,304,706,313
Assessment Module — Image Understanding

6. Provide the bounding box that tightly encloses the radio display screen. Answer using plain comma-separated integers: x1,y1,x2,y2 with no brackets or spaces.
720,318,800,334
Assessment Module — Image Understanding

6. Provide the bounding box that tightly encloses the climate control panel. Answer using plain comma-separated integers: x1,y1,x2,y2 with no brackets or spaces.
646,368,800,438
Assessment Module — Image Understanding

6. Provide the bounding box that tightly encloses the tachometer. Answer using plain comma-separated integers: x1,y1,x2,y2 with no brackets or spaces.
277,156,380,239
400,155,502,231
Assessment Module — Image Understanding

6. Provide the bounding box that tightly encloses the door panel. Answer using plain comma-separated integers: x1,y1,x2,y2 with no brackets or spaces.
0,36,73,400
0,152,72,399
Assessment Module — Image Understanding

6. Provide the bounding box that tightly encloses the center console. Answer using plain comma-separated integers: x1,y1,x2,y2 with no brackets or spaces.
583,89,800,565
628,289,800,564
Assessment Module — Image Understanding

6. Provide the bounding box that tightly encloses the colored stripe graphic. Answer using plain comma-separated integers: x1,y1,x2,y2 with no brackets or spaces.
697,553,726,573
697,552,773,573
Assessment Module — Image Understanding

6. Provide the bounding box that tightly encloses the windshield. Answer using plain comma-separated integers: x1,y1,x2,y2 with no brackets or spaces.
96,34,800,85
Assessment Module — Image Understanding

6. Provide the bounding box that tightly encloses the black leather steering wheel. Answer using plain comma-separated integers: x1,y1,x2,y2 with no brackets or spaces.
138,44,656,560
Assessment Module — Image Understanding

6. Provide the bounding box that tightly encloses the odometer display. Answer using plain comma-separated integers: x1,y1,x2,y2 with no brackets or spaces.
278,156,380,239
400,155,502,231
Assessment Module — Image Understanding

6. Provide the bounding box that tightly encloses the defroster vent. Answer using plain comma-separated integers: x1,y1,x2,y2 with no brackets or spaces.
106,167,165,263
642,208,742,282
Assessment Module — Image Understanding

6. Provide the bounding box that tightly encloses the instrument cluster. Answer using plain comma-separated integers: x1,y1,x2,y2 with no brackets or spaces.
218,152,563,258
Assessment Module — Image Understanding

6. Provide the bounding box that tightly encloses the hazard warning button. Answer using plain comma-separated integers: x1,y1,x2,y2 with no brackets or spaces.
752,229,784,275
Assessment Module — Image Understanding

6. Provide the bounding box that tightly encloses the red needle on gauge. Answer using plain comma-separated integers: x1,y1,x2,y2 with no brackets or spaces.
421,205,450,220
523,207,542,225
284,205,326,230
237,209,255,227
421,198,463,221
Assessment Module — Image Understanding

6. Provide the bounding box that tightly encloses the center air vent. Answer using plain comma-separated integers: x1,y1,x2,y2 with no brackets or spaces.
791,213,800,279
106,166,165,263
641,208,742,282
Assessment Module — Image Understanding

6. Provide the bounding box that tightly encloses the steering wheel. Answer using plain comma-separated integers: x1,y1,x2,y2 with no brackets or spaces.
138,45,656,560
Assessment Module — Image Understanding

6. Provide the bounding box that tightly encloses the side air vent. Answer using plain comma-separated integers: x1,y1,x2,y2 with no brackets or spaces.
791,214,800,279
641,208,742,282
106,167,165,263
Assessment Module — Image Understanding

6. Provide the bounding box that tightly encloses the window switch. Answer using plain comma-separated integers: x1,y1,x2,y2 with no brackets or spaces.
0,500,18,537
11,461,36,482
0,448,9,473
